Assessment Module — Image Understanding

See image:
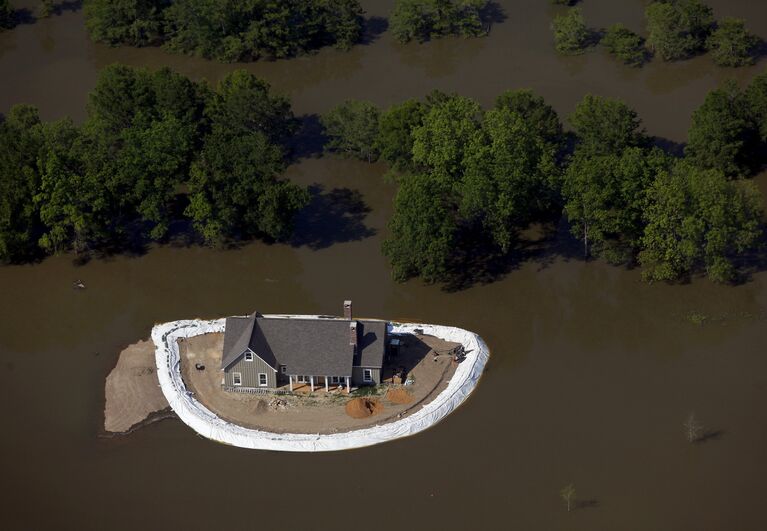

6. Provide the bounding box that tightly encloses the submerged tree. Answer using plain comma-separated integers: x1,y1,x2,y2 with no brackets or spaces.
569,94,647,157
0,0,14,30
83,0,167,46
390,0,488,43
560,484,576,512
563,147,670,261
706,17,760,67
685,81,757,178
602,23,648,66
375,98,427,172
382,173,458,283
84,0,364,62
746,71,767,143
322,100,381,162
551,7,589,55
683,412,703,443
639,161,762,283
645,0,714,61
0,106,46,261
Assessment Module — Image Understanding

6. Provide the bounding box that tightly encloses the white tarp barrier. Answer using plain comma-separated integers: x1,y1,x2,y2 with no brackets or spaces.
152,315,490,452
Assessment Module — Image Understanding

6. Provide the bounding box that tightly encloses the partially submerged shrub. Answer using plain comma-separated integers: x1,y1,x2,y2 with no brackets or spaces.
602,23,648,66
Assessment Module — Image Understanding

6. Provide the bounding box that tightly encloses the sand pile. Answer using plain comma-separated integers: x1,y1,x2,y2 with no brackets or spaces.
386,388,414,404
105,339,169,433
345,397,384,419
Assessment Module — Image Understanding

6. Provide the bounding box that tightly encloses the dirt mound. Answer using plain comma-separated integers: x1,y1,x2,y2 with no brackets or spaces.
386,388,414,404
345,397,384,419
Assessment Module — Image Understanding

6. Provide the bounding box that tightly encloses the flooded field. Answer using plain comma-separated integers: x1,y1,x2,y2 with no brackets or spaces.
1,1,767,530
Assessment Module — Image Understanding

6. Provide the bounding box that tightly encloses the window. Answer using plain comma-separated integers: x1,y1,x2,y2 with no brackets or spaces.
244,351,254,361
258,373,267,387
363,369,373,383
297,375,308,383
233,373,242,386
280,365,287,374
330,376,340,384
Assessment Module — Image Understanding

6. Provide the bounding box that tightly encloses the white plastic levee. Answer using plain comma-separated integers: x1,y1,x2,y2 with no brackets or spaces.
152,315,489,451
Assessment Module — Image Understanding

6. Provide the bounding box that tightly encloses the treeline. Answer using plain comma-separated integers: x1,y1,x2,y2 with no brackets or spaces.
552,0,762,68
83,0,364,62
322,73,767,284
0,65,307,262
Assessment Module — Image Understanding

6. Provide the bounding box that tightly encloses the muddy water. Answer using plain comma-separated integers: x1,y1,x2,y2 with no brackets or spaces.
1,1,767,530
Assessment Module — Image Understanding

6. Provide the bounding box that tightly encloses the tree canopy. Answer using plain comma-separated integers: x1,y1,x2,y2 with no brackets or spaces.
390,0,488,43
706,18,760,67
568,94,647,156
83,0,365,62
381,90,565,284
322,100,381,162
0,65,308,262
551,7,590,55
639,161,762,282
602,24,648,67
0,0,14,30
645,0,714,61
685,81,758,178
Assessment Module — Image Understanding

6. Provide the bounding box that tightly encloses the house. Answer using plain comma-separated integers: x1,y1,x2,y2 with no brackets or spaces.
221,301,387,393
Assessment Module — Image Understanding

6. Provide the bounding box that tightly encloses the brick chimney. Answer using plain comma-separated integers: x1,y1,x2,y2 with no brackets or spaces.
349,321,358,348
343,300,353,320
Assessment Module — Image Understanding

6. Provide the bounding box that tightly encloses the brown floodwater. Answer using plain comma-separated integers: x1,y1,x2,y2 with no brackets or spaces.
1,1,767,530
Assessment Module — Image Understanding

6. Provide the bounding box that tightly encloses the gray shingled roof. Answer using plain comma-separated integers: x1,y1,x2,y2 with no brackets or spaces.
353,320,386,368
222,315,256,369
221,314,386,376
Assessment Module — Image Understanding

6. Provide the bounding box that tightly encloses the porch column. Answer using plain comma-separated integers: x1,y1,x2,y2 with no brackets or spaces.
325,376,329,392
310,376,315,392
345,376,350,394
289,375,293,392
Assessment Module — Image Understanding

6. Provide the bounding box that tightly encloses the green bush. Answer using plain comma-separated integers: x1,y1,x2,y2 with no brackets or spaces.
602,23,648,66
390,0,487,43
645,0,714,61
706,17,760,67
551,8,589,55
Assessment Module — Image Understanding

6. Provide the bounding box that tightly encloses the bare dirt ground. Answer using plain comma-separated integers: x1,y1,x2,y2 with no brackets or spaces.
177,332,460,434
104,340,169,433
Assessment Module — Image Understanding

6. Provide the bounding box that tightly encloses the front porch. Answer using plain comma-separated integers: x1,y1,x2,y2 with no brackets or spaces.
282,375,351,394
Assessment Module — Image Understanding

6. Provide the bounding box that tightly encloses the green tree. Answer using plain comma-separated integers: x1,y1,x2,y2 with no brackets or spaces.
602,23,648,66
390,0,487,43
640,160,762,282
204,70,295,145
460,107,561,252
645,0,714,61
382,173,457,282
569,94,646,156
83,0,166,46
706,18,760,67
411,94,483,179
375,99,426,172
685,81,757,177
0,106,45,261
551,7,589,55
322,100,381,161
563,147,670,261
0,0,15,29
745,71,767,143
494,89,564,148
36,121,105,255
185,129,307,246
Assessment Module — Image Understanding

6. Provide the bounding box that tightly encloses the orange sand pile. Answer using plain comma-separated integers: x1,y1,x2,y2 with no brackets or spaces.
345,397,384,419
386,388,414,404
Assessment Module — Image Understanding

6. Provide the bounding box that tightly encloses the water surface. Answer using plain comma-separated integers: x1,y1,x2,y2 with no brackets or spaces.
1,2,767,530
